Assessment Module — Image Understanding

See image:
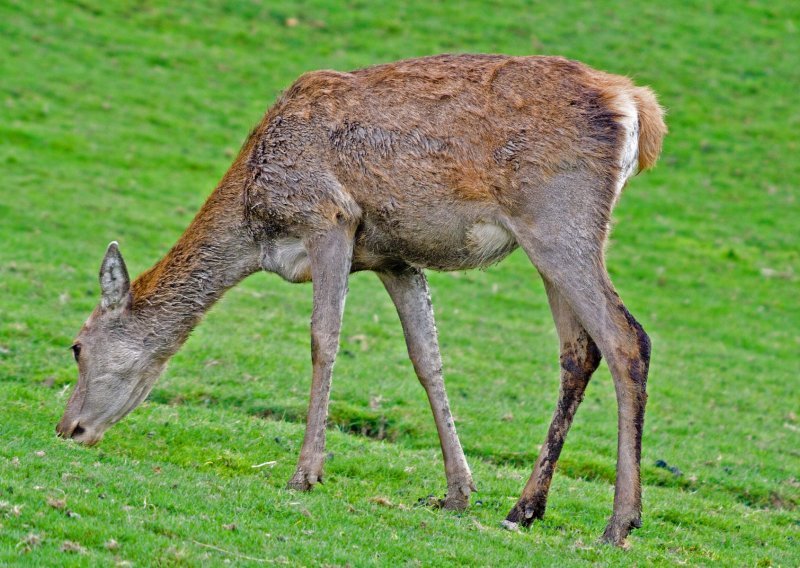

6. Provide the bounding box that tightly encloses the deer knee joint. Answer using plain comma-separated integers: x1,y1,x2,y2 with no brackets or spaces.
310,333,338,368
410,357,442,386
560,332,602,382
586,340,602,373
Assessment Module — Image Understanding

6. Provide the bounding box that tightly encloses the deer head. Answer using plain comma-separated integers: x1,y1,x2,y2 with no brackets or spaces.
56,242,166,445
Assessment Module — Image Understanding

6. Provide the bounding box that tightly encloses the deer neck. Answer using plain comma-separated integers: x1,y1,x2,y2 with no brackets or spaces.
130,173,260,358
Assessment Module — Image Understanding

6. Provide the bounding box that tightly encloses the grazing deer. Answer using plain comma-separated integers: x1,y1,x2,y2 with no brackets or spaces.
56,54,666,544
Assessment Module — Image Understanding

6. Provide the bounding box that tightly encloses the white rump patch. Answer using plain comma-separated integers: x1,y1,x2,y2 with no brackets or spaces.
610,91,640,201
466,222,517,267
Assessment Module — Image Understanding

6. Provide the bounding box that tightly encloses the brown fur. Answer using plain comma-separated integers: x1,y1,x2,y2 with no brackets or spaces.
57,54,666,546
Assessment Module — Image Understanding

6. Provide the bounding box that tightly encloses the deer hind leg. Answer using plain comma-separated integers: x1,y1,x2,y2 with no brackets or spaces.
504,184,650,544
287,222,355,491
503,280,601,529
378,267,475,509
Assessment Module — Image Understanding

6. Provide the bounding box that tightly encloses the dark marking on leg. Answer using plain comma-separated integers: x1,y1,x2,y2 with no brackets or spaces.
601,305,651,545
505,324,601,528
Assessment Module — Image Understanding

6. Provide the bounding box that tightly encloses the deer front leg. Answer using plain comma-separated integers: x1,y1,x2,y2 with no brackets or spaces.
287,224,354,491
378,267,475,510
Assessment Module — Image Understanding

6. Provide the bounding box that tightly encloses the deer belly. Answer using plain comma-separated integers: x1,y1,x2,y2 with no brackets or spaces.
264,222,518,278
356,219,518,272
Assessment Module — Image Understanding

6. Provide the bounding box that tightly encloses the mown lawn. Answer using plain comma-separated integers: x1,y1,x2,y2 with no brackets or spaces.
1,0,798,565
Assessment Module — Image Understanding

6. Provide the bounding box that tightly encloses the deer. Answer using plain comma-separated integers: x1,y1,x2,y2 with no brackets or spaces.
56,54,666,545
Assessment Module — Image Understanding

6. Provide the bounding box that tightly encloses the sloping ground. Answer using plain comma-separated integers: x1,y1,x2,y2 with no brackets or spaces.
1,0,798,565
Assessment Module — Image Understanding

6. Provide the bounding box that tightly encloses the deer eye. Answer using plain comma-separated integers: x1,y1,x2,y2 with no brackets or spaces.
70,344,82,362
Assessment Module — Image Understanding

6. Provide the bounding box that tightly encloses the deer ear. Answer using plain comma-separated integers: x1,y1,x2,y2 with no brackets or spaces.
99,241,131,311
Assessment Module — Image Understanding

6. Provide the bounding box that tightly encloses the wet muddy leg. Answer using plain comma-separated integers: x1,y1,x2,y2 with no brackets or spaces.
504,281,601,528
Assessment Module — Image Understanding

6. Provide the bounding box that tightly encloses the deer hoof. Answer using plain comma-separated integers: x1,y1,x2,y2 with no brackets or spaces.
600,513,641,547
286,468,321,491
440,493,469,511
439,478,475,510
504,498,545,528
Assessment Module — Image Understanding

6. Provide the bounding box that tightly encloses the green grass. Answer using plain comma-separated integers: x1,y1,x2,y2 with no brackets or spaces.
1,0,799,565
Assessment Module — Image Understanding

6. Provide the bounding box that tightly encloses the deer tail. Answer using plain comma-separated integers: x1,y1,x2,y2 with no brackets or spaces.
632,86,667,172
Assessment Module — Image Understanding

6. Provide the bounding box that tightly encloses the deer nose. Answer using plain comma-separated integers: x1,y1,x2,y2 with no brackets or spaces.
56,418,83,438
57,418,100,445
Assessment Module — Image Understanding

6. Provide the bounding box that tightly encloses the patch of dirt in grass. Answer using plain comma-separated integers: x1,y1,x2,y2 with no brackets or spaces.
60,540,86,554
16,532,42,553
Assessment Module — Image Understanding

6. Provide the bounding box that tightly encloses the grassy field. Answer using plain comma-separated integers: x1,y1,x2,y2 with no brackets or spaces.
1,0,799,565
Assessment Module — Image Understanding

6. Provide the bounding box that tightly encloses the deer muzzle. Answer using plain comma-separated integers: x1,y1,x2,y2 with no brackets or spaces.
56,414,103,446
